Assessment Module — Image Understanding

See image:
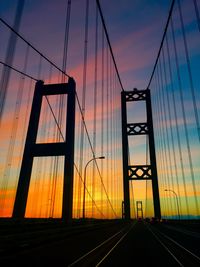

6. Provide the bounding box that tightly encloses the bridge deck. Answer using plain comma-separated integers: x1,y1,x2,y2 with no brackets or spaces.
0,219,199,266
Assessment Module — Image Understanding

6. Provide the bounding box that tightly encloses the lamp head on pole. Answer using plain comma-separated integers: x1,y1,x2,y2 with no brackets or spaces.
98,156,105,159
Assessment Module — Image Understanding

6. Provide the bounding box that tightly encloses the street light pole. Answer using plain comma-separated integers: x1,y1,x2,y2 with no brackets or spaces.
82,156,105,219
164,189,180,220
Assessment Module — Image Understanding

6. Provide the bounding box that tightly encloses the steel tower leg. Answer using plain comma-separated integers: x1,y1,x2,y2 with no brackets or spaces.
121,91,131,219
12,78,76,222
146,89,161,219
121,89,161,220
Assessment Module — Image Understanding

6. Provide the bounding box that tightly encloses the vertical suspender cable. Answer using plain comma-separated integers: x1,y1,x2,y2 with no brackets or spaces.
161,49,175,194
78,0,89,218
92,5,98,217
106,43,109,217
171,18,193,216
178,0,200,143
156,65,170,215
162,48,178,217
164,35,182,215
167,23,189,216
153,72,164,215
145,122,149,217
52,0,72,217
153,72,168,217
32,55,43,216
101,26,105,217
158,60,173,214
193,0,200,33
0,0,25,123
110,56,114,217
0,44,29,215
51,0,72,216
62,0,71,82
177,0,199,214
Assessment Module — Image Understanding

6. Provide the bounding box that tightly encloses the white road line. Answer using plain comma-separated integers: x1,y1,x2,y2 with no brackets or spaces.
147,226,184,267
164,224,200,239
95,222,136,267
67,223,133,267
158,230,200,262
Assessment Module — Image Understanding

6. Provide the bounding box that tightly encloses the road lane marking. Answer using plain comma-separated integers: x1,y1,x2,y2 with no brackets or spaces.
147,225,184,267
156,229,200,262
95,222,136,266
67,223,133,266
163,224,200,239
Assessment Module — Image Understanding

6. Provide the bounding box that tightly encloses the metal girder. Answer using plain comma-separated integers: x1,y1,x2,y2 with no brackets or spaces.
128,165,152,180
127,123,148,135
125,90,147,101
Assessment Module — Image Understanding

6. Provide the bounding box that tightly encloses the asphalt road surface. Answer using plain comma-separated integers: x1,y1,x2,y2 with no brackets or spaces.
0,220,199,266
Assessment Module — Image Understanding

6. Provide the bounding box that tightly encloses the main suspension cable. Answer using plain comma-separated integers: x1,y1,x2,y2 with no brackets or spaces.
96,0,124,91
0,17,71,79
147,0,175,89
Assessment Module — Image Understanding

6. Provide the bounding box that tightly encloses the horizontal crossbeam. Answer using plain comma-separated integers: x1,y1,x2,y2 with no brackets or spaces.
128,165,152,180
42,83,70,96
125,90,147,101
32,142,67,157
127,123,148,135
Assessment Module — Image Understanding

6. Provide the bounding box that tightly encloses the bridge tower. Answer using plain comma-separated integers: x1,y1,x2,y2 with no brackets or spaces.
121,88,161,220
12,78,76,222
136,201,143,219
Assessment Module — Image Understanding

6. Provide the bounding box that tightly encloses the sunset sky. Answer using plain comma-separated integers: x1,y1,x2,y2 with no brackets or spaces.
0,0,199,219
1,0,171,87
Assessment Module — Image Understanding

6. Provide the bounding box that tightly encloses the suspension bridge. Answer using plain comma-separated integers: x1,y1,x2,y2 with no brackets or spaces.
0,0,200,266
